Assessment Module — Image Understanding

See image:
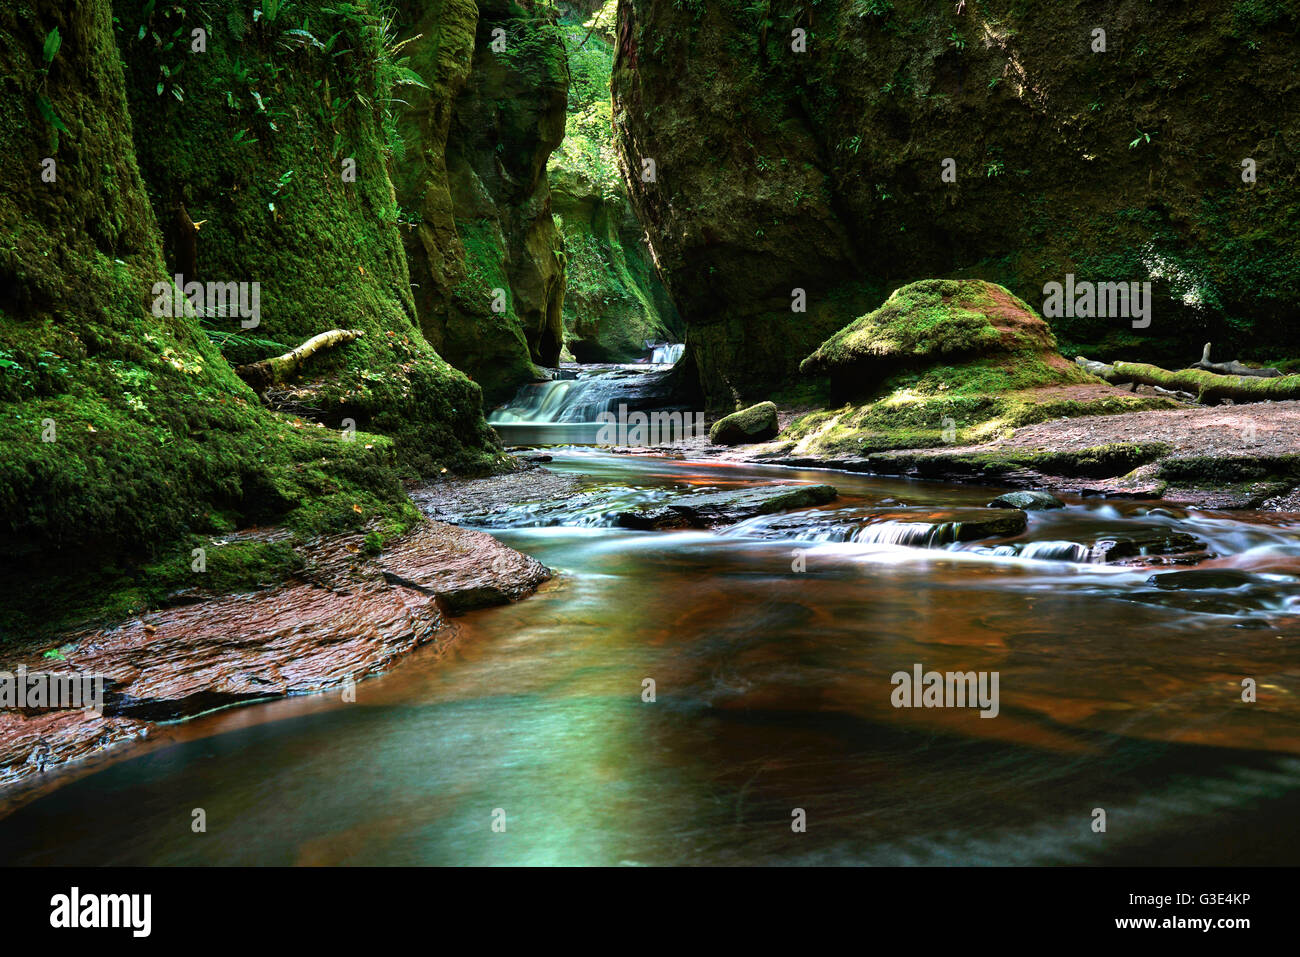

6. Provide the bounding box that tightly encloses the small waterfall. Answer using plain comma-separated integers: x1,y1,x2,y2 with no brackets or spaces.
488,365,688,445
651,343,684,364
489,376,630,424
1018,540,1097,563
850,521,961,547
722,516,968,549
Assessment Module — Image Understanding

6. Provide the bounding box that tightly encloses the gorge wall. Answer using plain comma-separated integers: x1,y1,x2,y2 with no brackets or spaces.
395,0,569,404
611,0,1300,407
550,0,680,363
1,0,577,571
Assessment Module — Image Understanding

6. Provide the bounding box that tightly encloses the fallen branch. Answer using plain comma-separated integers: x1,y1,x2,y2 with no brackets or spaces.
1190,342,1281,378
236,328,364,393
1077,355,1300,403
1075,357,1124,383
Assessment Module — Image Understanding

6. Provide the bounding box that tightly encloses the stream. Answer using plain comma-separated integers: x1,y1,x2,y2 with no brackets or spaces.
2,451,1299,865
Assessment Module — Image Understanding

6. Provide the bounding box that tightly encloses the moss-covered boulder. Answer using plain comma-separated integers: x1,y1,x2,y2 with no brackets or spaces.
784,280,1176,455
988,491,1064,511
801,280,1058,395
394,0,569,404
710,401,779,445
611,0,1300,404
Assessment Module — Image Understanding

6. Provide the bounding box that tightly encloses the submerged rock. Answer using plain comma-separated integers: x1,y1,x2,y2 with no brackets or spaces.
710,402,780,445
1146,570,1269,590
988,491,1065,511
614,484,836,529
1096,529,1208,563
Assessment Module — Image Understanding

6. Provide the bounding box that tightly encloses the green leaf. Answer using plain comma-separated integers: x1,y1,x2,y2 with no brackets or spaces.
156,81,165,95
36,93,69,133
392,65,429,90
43,27,61,64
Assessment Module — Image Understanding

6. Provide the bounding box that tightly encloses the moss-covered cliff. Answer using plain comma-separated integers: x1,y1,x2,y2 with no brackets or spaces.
395,0,569,404
611,0,1300,407
550,0,679,362
0,0,508,598
113,0,499,475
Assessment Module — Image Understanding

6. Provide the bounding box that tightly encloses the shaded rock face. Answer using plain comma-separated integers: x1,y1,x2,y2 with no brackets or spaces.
709,400,779,445
611,0,1300,404
551,156,680,363
0,520,550,786
396,0,569,404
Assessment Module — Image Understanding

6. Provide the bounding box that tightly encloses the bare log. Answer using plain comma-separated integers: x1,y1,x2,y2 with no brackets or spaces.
236,328,364,393
1074,356,1127,384
1190,342,1282,378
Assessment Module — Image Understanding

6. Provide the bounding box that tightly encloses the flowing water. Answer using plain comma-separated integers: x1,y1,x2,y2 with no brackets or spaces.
3,451,1300,865
487,364,687,446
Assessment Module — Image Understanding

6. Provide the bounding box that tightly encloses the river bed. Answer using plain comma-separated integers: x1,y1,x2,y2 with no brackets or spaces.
2,451,1299,865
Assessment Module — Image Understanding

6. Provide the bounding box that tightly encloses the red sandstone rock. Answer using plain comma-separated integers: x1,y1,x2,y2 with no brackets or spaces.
0,520,549,786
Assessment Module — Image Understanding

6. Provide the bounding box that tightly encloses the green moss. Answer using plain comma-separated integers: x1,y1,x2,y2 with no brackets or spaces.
709,400,778,444
783,278,1175,455
112,0,501,475
1111,361,1300,403
390,0,569,402
1157,454,1300,486
802,280,1053,376
0,0,504,641
0,534,304,647
861,442,1173,479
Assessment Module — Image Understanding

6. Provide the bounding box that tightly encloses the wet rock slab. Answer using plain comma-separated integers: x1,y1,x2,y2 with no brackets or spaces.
614,484,838,529
0,521,550,787
0,711,150,789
